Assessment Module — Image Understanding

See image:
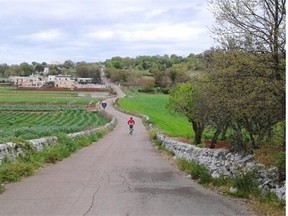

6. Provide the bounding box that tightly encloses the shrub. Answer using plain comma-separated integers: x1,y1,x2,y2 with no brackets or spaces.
275,152,285,181
190,163,212,184
231,173,259,198
177,159,212,184
212,176,231,187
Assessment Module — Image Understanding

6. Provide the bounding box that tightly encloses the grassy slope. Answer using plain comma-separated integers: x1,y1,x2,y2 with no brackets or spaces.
118,92,194,138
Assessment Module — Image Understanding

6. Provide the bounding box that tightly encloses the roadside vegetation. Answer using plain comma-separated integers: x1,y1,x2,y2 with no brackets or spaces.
0,130,110,194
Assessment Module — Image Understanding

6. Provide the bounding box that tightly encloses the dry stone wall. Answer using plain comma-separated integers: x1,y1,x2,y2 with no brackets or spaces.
0,117,116,165
156,133,285,201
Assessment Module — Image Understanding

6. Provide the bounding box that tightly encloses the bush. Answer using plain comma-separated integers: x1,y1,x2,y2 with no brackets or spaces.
190,163,212,184
212,176,231,187
177,159,212,184
275,152,285,181
231,173,259,198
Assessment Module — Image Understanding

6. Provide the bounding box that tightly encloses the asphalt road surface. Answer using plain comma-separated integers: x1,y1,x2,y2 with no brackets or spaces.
0,83,253,216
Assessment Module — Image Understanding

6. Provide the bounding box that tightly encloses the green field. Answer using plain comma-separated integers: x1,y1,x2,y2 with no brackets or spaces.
118,92,194,138
0,87,97,104
0,87,107,143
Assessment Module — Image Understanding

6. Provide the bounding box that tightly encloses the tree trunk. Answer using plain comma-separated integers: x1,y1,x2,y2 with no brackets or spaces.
192,120,204,145
210,129,222,149
221,125,228,141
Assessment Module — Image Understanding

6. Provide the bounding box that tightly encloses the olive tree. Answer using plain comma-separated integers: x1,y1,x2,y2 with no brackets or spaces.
209,0,286,150
167,81,207,144
204,50,282,152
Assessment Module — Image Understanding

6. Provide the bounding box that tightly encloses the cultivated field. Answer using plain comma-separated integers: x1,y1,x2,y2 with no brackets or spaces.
0,87,108,143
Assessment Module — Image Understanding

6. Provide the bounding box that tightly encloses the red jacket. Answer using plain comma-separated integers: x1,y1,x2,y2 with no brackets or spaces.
128,118,135,125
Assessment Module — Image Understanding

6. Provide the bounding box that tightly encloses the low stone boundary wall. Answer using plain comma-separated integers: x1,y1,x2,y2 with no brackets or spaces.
156,133,285,200
0,117,116,165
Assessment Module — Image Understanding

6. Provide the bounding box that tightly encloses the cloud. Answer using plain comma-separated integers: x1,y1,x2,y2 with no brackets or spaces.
20,29,64,42
0,0,215,64
87,30,115,40
120,22,205,42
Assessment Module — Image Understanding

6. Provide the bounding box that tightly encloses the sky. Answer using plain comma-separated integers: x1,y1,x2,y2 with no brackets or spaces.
0,0,216,65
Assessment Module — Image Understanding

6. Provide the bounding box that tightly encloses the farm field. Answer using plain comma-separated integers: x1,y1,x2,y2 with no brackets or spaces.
0,87,108,143
118,91,195,138
0,87,103,104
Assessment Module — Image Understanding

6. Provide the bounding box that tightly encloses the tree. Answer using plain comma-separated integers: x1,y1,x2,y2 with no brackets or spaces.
169,64,190,85
209,0,286,149
6,65,21,76
154,70,171,89
19,62,34,76
209,0,285,58
0,64,9,77
63,60,75,69
35,64,44,72
167,82,207,144
76,64,101,84
204,50,282,152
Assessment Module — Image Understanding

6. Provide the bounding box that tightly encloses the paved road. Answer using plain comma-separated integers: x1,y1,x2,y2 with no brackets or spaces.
0,83,253,216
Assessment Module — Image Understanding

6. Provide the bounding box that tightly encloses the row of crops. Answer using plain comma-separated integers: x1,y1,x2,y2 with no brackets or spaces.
0,105,85,111
0,105,107,143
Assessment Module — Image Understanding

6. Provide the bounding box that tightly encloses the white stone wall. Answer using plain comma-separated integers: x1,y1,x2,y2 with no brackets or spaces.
0,118,116,165
156,133,286,201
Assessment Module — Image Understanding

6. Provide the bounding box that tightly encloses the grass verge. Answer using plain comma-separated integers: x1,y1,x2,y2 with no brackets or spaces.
0,128,112,193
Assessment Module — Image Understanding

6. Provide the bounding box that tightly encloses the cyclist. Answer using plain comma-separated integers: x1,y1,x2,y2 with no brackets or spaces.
127,117,135,134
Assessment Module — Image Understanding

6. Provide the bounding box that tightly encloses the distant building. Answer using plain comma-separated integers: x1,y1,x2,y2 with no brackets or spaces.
47,75,56,82
9,75,44,87
54,75,75,88
76,78,92,84
43,67,49,74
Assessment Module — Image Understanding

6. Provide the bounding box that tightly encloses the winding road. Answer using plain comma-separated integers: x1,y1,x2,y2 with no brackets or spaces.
0,83,253,215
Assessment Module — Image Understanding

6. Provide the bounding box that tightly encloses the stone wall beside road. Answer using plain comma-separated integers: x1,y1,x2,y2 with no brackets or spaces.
156,133,286,201
0,117,116,165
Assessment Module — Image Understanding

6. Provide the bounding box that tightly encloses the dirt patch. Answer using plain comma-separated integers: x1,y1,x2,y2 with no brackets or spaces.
204,140,231,150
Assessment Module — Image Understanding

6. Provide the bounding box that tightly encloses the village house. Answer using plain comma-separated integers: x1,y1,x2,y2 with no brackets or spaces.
9,75,44,87
76,77,92,84
54,75,75,88
9,74,106,89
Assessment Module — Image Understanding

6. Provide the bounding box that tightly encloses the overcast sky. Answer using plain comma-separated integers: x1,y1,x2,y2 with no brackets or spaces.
0,0,216,65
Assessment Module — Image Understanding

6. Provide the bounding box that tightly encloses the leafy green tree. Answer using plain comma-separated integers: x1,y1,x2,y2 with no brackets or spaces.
0,64,9,77
76,64,101,84
63,60,75,69
168,82,207,144
111,57,123,69
6,65,21,76
154,70,171,89
169,64,190,85
19,62,34,76
209,0,286,149
35,64,44,72
204,50,282,152
109,69,135,83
